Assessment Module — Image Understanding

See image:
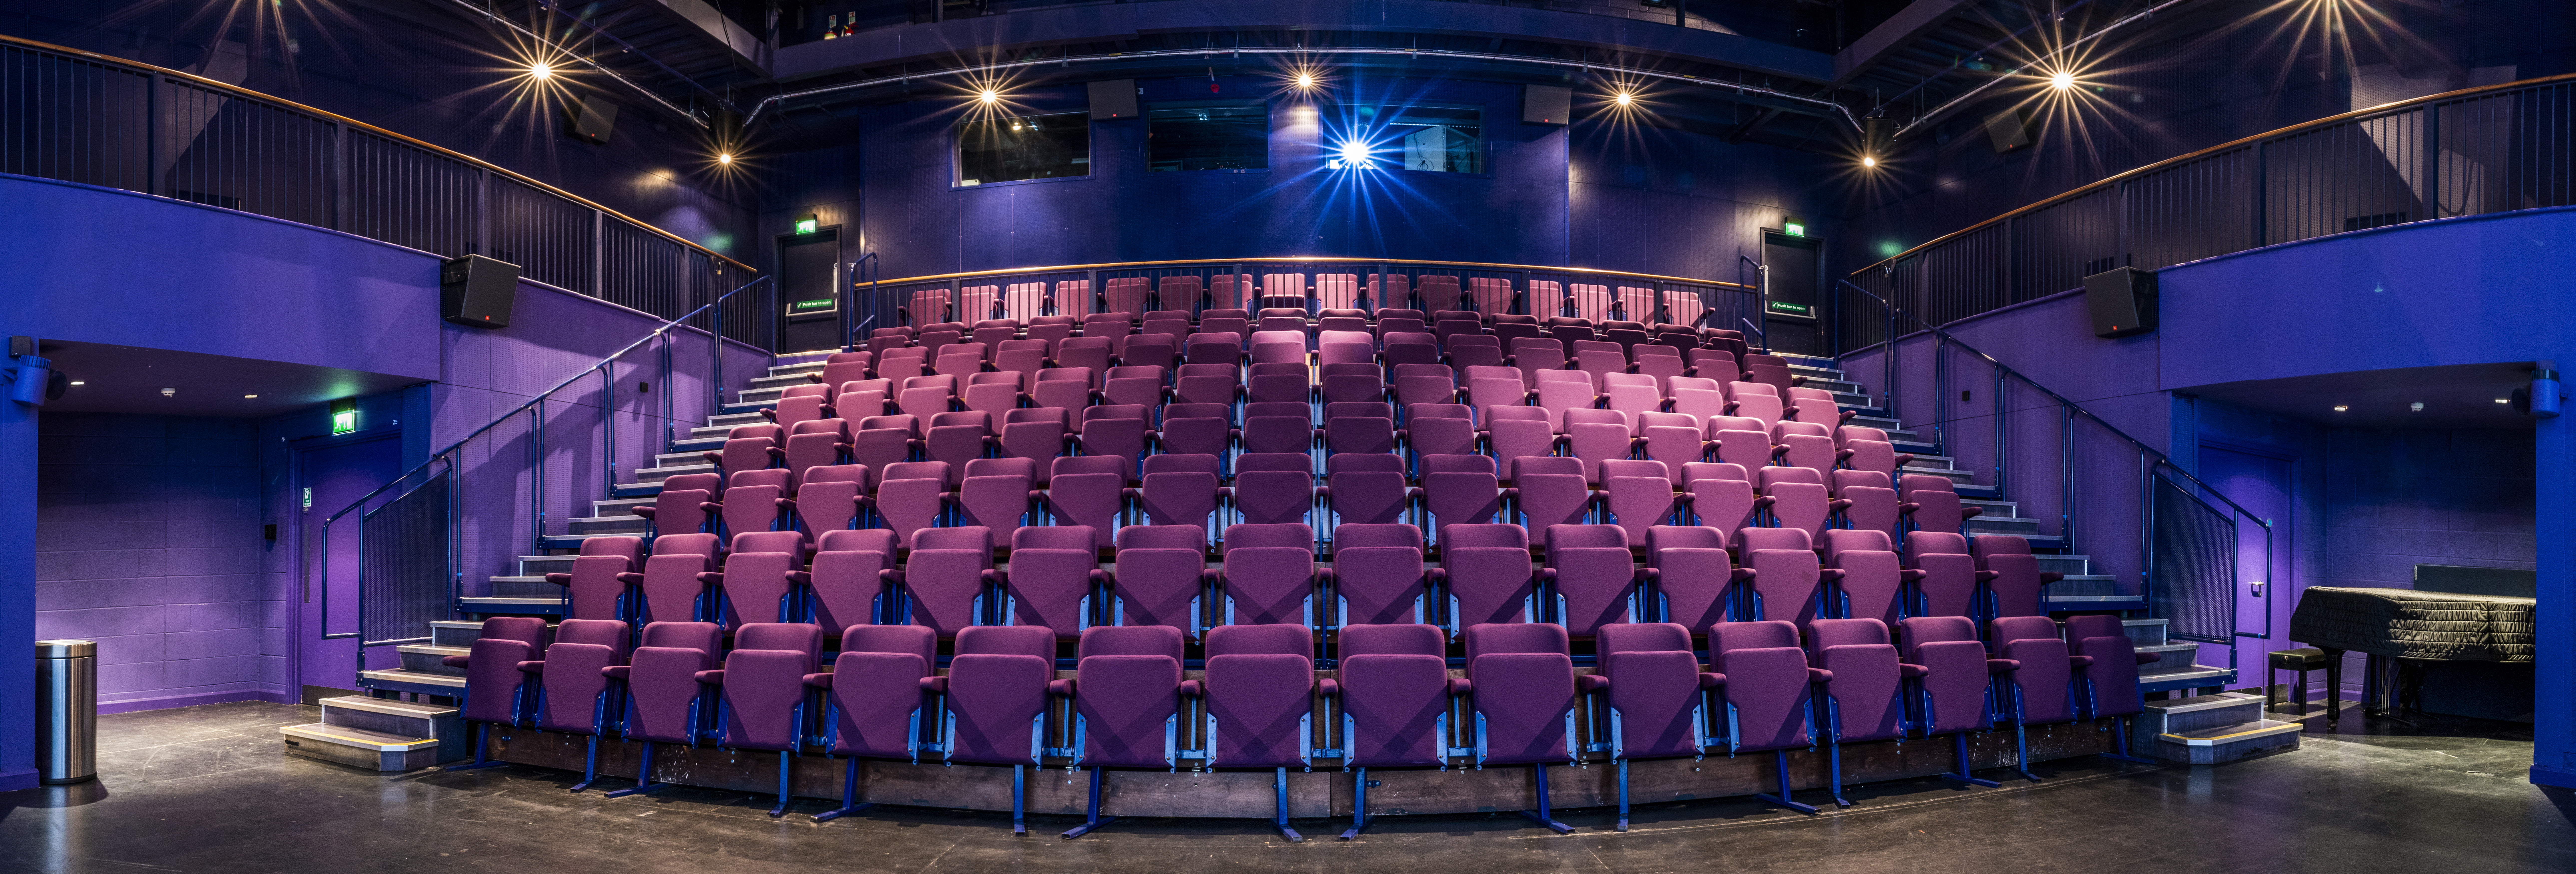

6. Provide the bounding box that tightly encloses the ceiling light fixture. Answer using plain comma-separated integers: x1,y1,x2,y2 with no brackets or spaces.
1295,72,1317,90
716,152,733,165
244,394,259,399
2496,398,2512,404
161,387,175,397
1861,155,1878,168
2050,71,2075,91
68,380,83,386
529,62,553,81
1613,90,1636,107
2411,402,2425,412
978,89,1000,105
2332,405,2349,412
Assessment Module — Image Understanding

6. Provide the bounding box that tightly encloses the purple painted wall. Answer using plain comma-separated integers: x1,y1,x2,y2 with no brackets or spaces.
34,414,277,713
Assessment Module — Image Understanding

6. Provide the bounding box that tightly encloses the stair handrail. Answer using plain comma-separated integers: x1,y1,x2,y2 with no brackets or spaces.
318,276,774,652
1835,279,2272,529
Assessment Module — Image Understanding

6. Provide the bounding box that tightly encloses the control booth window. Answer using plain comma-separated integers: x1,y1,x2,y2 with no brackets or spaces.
1148,103,1270,171
1382,105,1483,174
956,112,1090,185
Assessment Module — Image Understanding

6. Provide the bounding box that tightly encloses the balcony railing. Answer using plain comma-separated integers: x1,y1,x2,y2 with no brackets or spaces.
1839,73,2576,352
0,34,770,349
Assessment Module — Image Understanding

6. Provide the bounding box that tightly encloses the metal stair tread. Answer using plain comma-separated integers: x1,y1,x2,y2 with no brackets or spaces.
319,695,457,719
489,576,552,585
2145,691,2263,714
2160,719,2304,746
282,722,440,752
359,669,466,689
2136,643,2198,654
396,644,467,657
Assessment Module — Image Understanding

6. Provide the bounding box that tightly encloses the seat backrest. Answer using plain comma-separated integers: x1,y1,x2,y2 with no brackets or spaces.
1464,622,1569,662
1221,522,1313,551
1205,623,1312,658
1896,616,1980,661
637,620,723,655
1646,525,1726,553
1142,453,1222,476
1509,455,1581,480
912,525,993,552
2064,614,2125,641
1736,527,1812,553
1597,621,1692,655
1422,454,1496,476
1544,523,1625,551
1077,624,1185,660
1234,453,1313,475
1011,525,1096,552
1327,453,1406,476
1972,535,2032,561
1339,623,1446,657
1440,523,1527,549
1333,523,1422,550
843,624,938,664
1821,528,1894,557
734,622,824,658
1991,616,2062,645
963,456,1034,480
955,624,1057,660
1115,524,1206,551
1708,619,1800,654
1806,618,1891,653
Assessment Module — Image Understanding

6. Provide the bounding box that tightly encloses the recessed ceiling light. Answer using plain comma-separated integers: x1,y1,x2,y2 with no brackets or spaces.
160,387,175,397
2332,405,2349,412
529,62,553,81
2410,402,2425,412
68,380,83,386
244,394,259,399
2495,398,2511,404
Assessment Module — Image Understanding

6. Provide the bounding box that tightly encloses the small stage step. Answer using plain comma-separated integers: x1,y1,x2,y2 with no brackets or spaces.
359,668,468,697
2136,692,2301,764
278,695,469,772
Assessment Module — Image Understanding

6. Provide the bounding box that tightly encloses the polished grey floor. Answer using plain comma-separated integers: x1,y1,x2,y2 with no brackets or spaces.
3,700,2571,873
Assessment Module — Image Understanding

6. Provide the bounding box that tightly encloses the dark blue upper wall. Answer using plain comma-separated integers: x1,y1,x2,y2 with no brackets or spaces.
764,74,1847,281
0,2,757,261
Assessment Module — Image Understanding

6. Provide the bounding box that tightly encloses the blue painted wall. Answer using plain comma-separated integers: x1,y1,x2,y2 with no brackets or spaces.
762,74,1846,283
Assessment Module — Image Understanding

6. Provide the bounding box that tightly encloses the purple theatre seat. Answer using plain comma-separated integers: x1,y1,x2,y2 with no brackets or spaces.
1680,462,1757,542
1238,402,1314,456
1543,525,1639,638
1420,454,1500,538
718,469,795,543
2066,614,2157,764
1460,622,1579,834
924,410,994,472
1823,529,1907,628
544,536,642,622
1805,618,1916,806
1331,523,1432,627
1562,408,1633,484
1483,405,1559,462
810,624,939,822
1710,620,1824,814
1594,622,1720,830
705,426,786,477
1508,456,1597,530
817,351,872,389
782,418,853,482
1029,368,1094,412
604,621,723,798
1707,416,1774,470
1990,615,2083,782
712,531,803,629
627,533,721,625
847,415,920,483
800,529,897,632
1004,525,1102,640
1137,452,1222,531
1324,453,1412,526
795,465,871,534
1598,459,1676,543
1755,466,1832,540
1101,366,1167,408
1638,413,1709,484
1244,361,1307,404
709,622,824,815
956,457,1038,543
631,477,717,540
1220,523,1319,627
1974,535,2065,621
1646,525,1741,632
939,624,1058,833
1905,532,1981,620
1108,525,1211,636
1324,404,1399,455
1329,624,1452,839
446,616,551,770
1739,527,1824,629
1392,364,1456,408
526,619,630,791
1155,403,1235,458
1830,469,1902,542
1442,523,1537,630
1896,616,2003,787
1173,363,1240,407
1231,453,1316,526
1059,625,1189,838
902,526,995,637
874,461,952,549
1077,405,1154,472
1837,436,1912,481
1045,456,1128,549
1199,623,1321,841
1900,474,1983,536
999,407,1072,481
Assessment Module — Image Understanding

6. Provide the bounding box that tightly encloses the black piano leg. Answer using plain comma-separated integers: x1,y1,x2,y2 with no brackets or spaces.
2322,648,2342,729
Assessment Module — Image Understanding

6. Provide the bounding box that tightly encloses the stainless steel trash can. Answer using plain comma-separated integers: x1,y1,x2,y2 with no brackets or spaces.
37,639,97,784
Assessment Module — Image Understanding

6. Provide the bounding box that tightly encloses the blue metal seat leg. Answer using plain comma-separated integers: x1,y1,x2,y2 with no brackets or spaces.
450,723,510,771
1615,759,1631,832
1061,767,1118,838
767,751,794,817
1938,732,2000,788
1827,740,1854,807
813,757,876,822
569,735,603,792
1339,767,1373,840
1752,750,1821,815
604,740,673,797
2101,717,2156,764
1518,764,1574,834
1274,767,1305,842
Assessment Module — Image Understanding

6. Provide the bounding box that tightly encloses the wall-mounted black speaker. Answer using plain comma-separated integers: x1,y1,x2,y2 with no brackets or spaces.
441,255,520,329
1088,80,1139,120
567,96,618,144
1523,85,1572,126
2084,266,2157,338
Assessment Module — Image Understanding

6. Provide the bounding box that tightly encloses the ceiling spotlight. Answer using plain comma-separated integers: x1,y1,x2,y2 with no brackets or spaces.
68,380,83,386
1335,140,1373,169
1613,90,1636,107
244,394,258,399
2496,398,2512,404
529,62,553,81
716,152,733,165
1861,155,1878,168
2050,71,2075,91
2410,402,2425,412
978,89,1000,105
161,387,176,397
2332,405,2349,412
1295,73,1317,90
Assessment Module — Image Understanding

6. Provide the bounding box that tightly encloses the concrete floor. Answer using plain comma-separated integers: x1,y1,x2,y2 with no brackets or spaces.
2,700,2571,874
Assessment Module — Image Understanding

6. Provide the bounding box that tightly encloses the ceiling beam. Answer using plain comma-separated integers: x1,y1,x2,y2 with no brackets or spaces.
1831,0,1966,84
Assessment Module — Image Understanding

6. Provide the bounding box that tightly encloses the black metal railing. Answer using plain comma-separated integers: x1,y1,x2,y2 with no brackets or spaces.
0,34,769,348
836,257,1759,351
1840,73,2576,352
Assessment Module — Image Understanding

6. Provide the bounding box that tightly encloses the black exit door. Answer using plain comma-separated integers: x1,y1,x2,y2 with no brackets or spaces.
779,228,841,353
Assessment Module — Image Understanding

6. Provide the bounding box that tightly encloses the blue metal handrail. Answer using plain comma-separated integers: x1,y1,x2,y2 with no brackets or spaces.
319,276,774,652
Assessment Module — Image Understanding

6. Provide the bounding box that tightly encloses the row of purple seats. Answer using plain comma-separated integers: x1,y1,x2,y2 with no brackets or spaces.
443,613,2150,832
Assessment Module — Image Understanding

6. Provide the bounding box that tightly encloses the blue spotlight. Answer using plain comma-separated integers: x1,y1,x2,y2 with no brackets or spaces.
1330,138,1377,170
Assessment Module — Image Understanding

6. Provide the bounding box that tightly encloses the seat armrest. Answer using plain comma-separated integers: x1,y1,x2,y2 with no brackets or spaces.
1049,678,1077,697
1807,668,1834,684
1987,659,2020,674
441,655,471,669
1178,679,1203,698
1318,678,1341,699
603,666,631,680
1447,678,1473,696
1699,672,1726,689
804,673,834,689
921,676,950,694
1898,663,1928,679
1576,675,1610,693
694,669,725,685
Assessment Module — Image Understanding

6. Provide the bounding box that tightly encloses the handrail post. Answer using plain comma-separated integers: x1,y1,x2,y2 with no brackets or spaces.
1991,368,2006,500
531,403,546,552
601,364,616,501
2060,402,2074,550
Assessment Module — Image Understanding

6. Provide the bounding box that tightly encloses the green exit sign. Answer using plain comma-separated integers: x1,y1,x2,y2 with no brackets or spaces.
791,299,835,311
1768,301,1812,315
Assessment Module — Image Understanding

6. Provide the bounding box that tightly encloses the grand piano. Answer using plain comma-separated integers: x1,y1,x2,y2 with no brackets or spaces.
2286,567,2536,723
